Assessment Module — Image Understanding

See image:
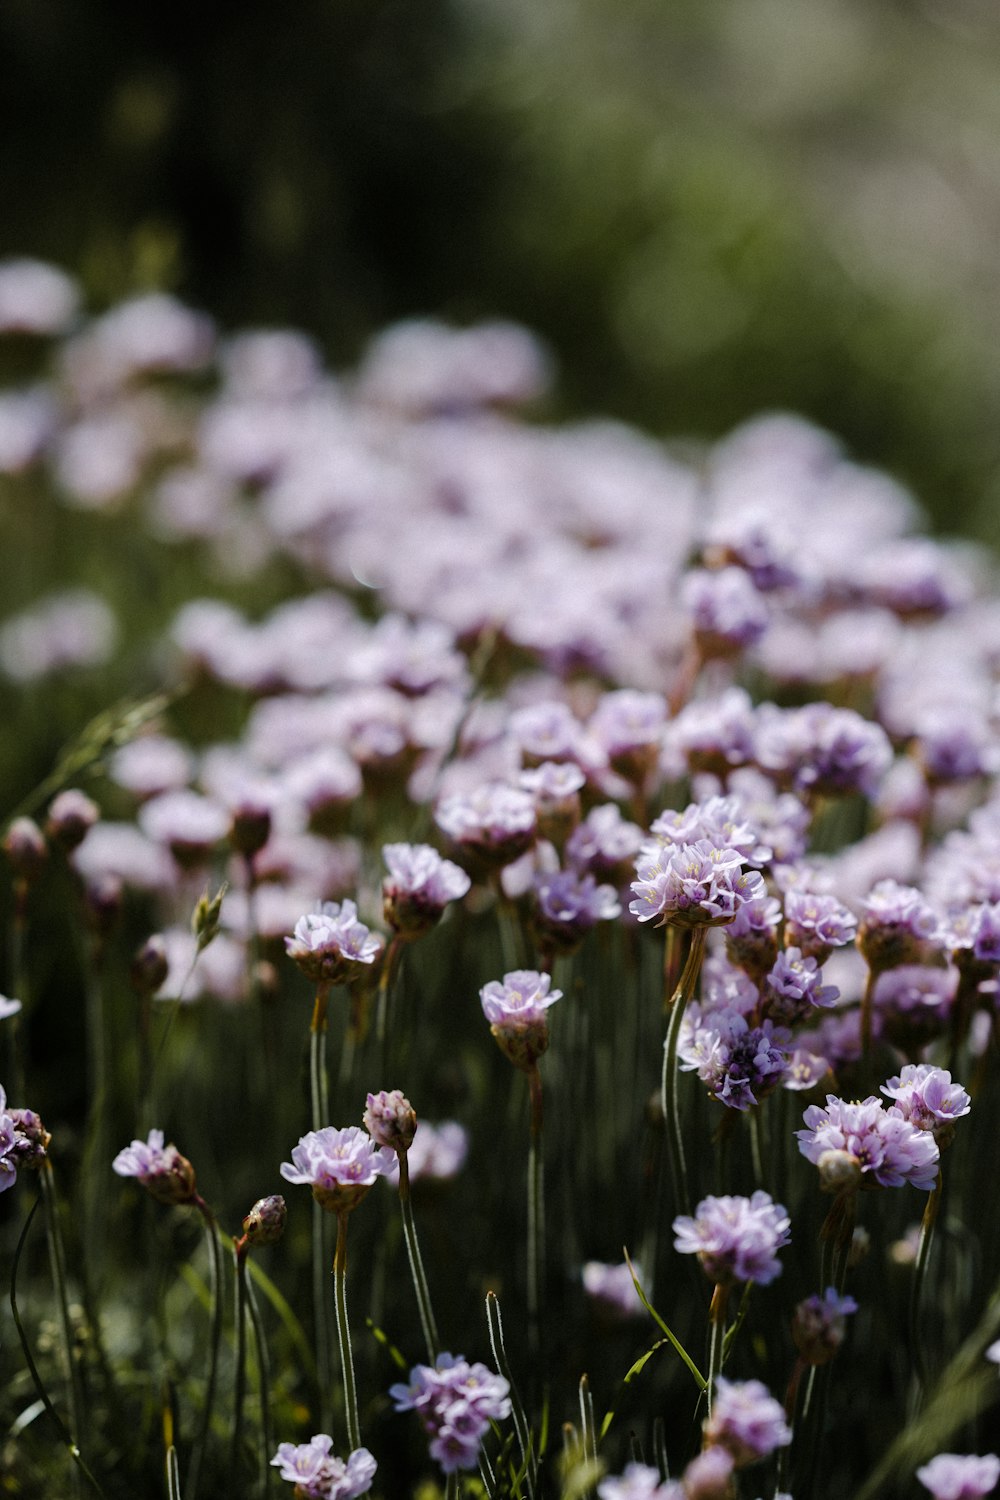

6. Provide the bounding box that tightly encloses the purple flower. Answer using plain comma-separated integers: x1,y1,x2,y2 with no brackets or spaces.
857,880,942,972
285,901,384,986
480,969,562,1070
783,888,857,962
0,1087,18,1193
531,867,620,955
792,1286,858,1365
916,1454,1000,1500
630,839,765,928
381,842,471,937
673,1191,790,1286
679,1008,789,1112
872,965,956,1051
680,1447,736,1499
881,1065,971,1144
597,1463,683,1499
582,1260,647,1320
137,788,230,868
390,1353,511,1473
670,686,758,777
270,1435,377,1499
434,782,537,869
682,566,770,656
724,896,782,982
762,948,839,1025
647,795,770,866
755,702,892,799
112,1128,197,1206
0,995,22,1021
565,803,645,883
280,1126,395,1214
389,1121,468,1185
703,1376,791,1466
797,1094,940,1191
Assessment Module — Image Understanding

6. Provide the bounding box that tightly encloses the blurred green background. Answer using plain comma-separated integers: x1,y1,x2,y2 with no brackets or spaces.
4,0,1000,536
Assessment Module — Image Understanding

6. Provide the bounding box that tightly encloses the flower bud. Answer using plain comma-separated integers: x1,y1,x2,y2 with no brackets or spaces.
130,935,169,996
45,789,99,852
816,1149,862,1195
9,1109,51,1169
241,1194,287,1247
363,1090,417,1152
83,873,124,938
792,1288,857,1366
3,816,47,883
141,1146,198,1207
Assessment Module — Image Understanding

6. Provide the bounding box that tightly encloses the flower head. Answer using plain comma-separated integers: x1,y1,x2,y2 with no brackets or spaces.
797,1094,939,1192
881,1065,971,1146
363,1089,417,1153
916,1453,1000,1500
390,1353,511,1474
597,1463,683,1499
630,839,765,929
703,1376,791,1466
480,969,562,1070
792,1286,858,1365
270,1434,377,1499
673,1191,790,1286
434,783,537,869
381,843,471,938
112,1129,197,1206
280,1126,395,1214
285,901,384,986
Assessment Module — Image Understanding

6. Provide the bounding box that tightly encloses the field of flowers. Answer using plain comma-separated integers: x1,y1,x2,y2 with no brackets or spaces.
1,257,1000,1499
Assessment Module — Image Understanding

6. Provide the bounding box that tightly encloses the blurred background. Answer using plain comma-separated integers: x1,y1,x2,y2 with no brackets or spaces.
5,0,1000,540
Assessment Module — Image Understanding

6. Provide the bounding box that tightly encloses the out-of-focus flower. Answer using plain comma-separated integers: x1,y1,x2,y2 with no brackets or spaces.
280,1125,394,1214
0,995,22,1021
762,948,839,1025
597,1463,682,1499
0,258,79,334
270,1434,377,1499
382,843,470,938
0,589,118,681
386,1121,468,1186
582,1260,647,1320
916,1453,1000,1500
480,969,562,1070
363,1090,417,1153
390,1352,511,1473
703,1377,791,1467
112,1129,197,1206
435,782,537,870
45,788,99,852
857,880,942,973
673,1191,790,1286
285,901,383,986
792,1287,858,1365
138,789,229,869
682,567,769,658
531,867,620,956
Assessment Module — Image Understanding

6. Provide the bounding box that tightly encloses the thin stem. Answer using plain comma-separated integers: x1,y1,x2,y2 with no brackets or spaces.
39,1160,86,1495
705,1283,730,1418
313,1200,333,1431
334,1211,361,1453
444,1473,460,1500
397,1152,440,1361
231,1246,250,1477
527,1063,545,1361
245,1268,274,1498
185,1200,225,1500
661,926,707,1220
375,936,404,1074
309,987,331,1134
909,1167,944,1409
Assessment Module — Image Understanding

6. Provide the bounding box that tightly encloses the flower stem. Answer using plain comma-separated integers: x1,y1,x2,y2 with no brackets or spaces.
909,1166,943,1409
39,1160,86,1493
705,1282,730,1417
334,1210,361,1452
661,925,707,1220
376,936,404,1074
398,1151,440,1361
231,1245,250,1478
246,1268,274,1498
185,1198,225,1500
309,986,331,1133
527,1062,545,1360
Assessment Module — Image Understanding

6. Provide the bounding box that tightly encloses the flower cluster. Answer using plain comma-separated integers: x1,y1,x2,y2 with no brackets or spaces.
271,1435,376,1499
280,1126,395,1213
285,901,384,986
112,1128,197,1206
673,1191,791,1286
390,1353,511,1472
797,1094,940,1191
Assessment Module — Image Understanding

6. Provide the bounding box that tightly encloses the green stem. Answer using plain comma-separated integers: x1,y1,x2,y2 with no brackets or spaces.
527,1063,545,1361
909,1167,944,1408
398,1152,440,1361
376,936,404,1075
313,1199,333,1431
309,987,330,1133
334,1211,361,1452
245,1268,274,1498
661,925,707,1220
705,1282,730,1416
39,1160,86,1495
444,1473,460,1500
185,1200,225,1500
231,1246,250,1477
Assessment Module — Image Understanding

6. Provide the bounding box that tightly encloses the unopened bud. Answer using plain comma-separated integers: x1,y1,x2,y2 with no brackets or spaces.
792,1287,858,1366
230,806,271,860
3,817,47,883
363,1089,417,1152
241,1195,287,1247
142,1147,198,1207
83,873,124,937
816,1149,862,1195
45,789,99,852
131,935,169,996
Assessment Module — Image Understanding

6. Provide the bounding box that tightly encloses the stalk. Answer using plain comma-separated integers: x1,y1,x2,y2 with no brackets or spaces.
185,1198,225,1500
705,1282,730,1417
334,1210,361,1452
39,1160,86,1494
908,1166,944,1409
246,1270,274,1497
527,1062,545,1360
397,1150,439,1361
661,926,707,1220
231,1245,250,1477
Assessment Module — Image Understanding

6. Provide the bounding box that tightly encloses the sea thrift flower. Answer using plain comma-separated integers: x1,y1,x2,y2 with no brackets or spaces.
783,888,857,963
381,843,471,938
673,1191,790,1285
280,1126,395,1214
112,1129,198,1206
434,782,537,869
270,1434,377,1499
630,839,765,928
531,867,620,955
762,947,839,1025
857,880,942,972
797,1095,940,1191
872,965,956,1051
724,896,782,983
390,1353,511,1473
682,566,769,657
679,1009,789,1111
45,788,99,852
285,901,384,986
597,1463,682,1499
520,760,585,845
0,995,22,1020
240,1195,287,1248
1,1088,19,1192
792,1286,858,1364
394,1121,468,1185
582,1260,647,1319
703,1376,791,1466
881,1064,971,1145
916,1453,1000,1500
2,816,47,884
565,802,644,884
138,788,230,868
681,1447,737,1500
363,1089,417,1152
480,969,562,1070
